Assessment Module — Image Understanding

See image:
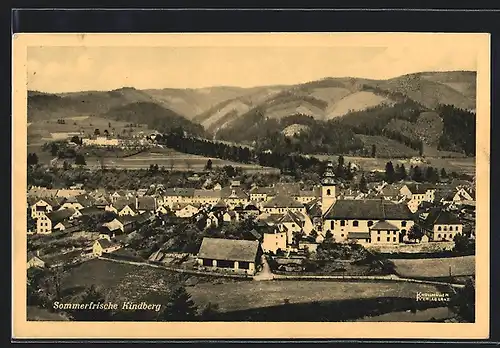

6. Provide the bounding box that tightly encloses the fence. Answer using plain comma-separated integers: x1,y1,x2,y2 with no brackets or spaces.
98,256,253,280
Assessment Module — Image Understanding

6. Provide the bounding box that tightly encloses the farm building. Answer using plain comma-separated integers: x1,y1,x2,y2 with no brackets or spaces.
93,238,121,256
197,237,262,275
420,208,463,242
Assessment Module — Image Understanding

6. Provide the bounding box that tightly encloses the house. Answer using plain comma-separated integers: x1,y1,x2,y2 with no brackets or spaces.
52,220,82,234
174,203,200,218
30,198,64,219
262,226,287,254
55,189,86,198
295,187,320,204
192,189,221,206
37,208,77,234
100,218,125,236
420,208,463,242
322,199,414,245
92,238,122,256
155,205,170,216
213,183,222,191
249,186,275,203
223,210,239,223
205,211,222,229
221,187,249,208
197,237,262,275
369,220,400,245
27,251,45,269
94,196,111,209
136,196,157,214
78,206,107,219
241,202,261,218
262,194,306,215
230,180,241,188
113,197,138,217
400,183,436,213
163,188,195,207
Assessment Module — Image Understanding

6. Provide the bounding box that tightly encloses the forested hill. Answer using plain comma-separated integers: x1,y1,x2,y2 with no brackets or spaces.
101,102,206,137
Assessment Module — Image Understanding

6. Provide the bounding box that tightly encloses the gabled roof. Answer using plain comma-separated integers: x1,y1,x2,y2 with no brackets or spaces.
422,208,462,228
102,218,123,232
324,199,413,220
94,196,110,206
75,194,96,208
34,197,64,207
137,196,156,211
298,187,320,197
197,237,260,263
370,220,399,230
213,199,228,209
257,213,284,225
46,208,76,223
96,238,116,249
194,189,222,199
305,198,322,218
263,194,304,209
280,210,303,225
79,206,105,216
221,187,249,199
250,186,275,195
164,188,195,197
407,183,434,195
348,232,371,239
113,197,136,211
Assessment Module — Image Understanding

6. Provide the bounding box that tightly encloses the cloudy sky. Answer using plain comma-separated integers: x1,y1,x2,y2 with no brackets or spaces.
27,34,479,93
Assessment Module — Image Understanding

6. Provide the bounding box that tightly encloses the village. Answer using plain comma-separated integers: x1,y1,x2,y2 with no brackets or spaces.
27,159,476,279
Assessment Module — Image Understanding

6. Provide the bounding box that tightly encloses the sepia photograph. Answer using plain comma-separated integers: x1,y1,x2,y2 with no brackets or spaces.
12,32,490,339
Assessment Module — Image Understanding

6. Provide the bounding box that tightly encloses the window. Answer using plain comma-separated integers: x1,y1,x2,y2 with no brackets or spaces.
330,221,334,230
449,234,452,239
438,226,442,231
393,237,396,242
386,237,390,242
377,231,380,235
202,259,212,267
449,226,453,231
438,234,441,239
401,221,407,227
377,237,380,242
341,234,344,238
444,226,447,231
292,224,295,228
456,226,459,231
326,189,331,196
368,221,373,227
353,221,359,227
340,220,346,227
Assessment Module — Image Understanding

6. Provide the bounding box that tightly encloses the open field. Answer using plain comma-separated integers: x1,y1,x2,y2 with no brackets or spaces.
312,154,475,175
60,259,444,316
357,135,418,158
390,255,475,278
27,116,154,144
85,148,279,173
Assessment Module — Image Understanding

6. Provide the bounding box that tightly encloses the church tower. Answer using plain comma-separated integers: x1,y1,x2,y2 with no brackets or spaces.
321,160,337,215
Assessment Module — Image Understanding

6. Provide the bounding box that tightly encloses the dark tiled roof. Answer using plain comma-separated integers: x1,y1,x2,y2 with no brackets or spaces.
348,232,371,239
137,196,156,211
96,238,115,249
198,237,260,263
75,194,96,208
324,200,413,220
250,187,275,195
422,208,462,228
370,220,399,230
164,188,195,197
46,208,76,223
113,197,136,211
407,183,434,195
79,206,105,216
194,189,222,198
221,187,249,199
263,194,304,209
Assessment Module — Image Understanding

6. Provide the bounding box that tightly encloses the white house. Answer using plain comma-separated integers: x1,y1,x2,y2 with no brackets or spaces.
421,208,463,242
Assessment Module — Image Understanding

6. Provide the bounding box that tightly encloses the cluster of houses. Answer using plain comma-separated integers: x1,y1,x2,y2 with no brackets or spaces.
26,161,475,275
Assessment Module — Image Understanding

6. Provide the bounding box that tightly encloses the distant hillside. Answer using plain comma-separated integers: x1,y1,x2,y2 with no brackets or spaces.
101,102,205,137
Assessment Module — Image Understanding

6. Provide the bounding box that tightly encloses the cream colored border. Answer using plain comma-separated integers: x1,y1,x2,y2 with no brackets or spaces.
12,33,490,340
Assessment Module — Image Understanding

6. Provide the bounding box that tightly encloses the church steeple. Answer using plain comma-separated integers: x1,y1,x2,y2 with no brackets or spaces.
321,160,337,215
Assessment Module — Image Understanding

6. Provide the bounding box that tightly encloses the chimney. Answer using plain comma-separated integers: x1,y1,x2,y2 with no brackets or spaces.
36,250,40,257
135,196,139,210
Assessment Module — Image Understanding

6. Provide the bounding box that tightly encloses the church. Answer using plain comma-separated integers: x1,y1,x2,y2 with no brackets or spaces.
320,161,415,245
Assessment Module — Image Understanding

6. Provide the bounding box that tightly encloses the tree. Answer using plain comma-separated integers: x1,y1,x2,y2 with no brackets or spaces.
63,160,71,170
441,168,448,179
94,128,100,136
412,165,423,182
449,278,475,322
70,135,82,145
385,161,396,183
50,143,59,156
205,159,213,171
75,154,86,166
398,163,407,181
371,144,376,157
158,285,198,321
418,141,424,156
407,225,424,241
453,234,475,254
359,174,368,193
199,302,219,321
27,153,39,166
108,122,112,128
324,230,334,243
104,129,109,137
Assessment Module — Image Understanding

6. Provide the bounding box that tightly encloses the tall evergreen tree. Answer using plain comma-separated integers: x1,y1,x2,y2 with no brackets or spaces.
371,144,376,158
385,161,396,183
159,285,198,321
412,165,423,182
359,174,368,193
398,163,407,180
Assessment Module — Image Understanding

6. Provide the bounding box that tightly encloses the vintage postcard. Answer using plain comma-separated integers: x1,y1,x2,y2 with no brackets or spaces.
12,33,490,339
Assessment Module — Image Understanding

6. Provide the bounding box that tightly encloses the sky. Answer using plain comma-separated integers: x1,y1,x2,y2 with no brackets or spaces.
27,36,479,93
